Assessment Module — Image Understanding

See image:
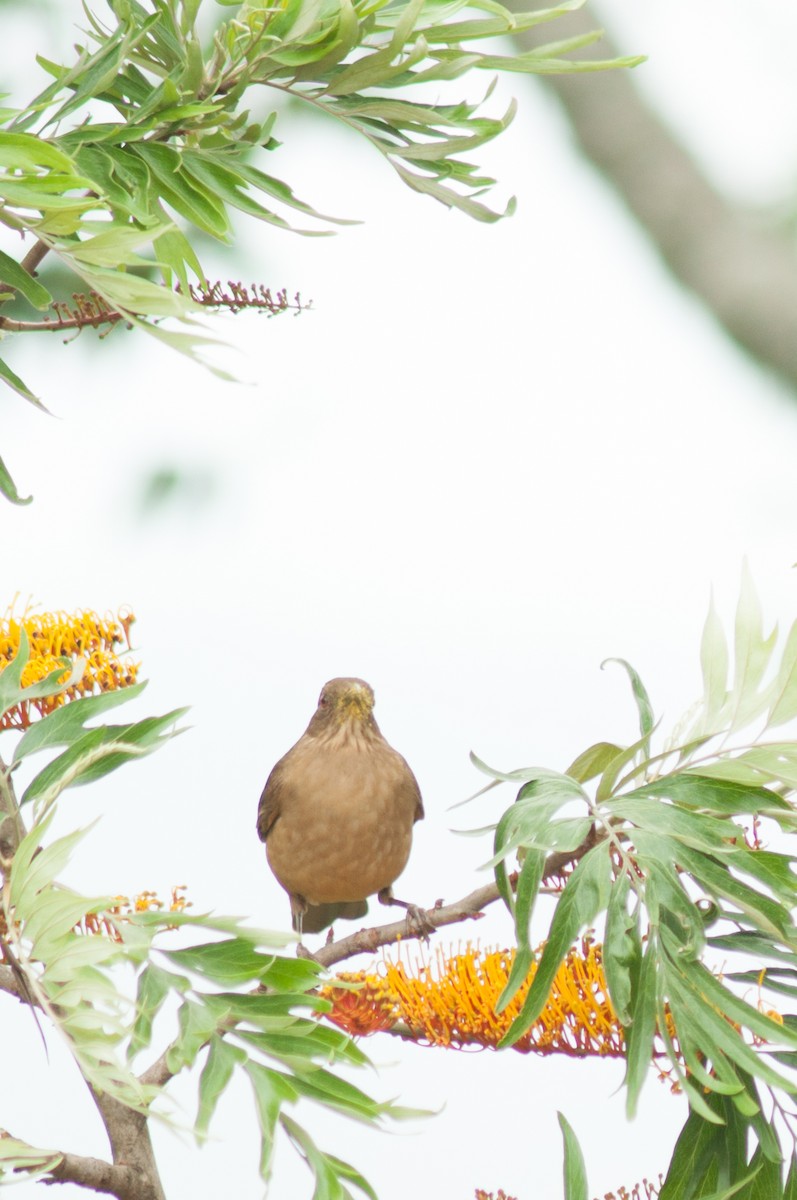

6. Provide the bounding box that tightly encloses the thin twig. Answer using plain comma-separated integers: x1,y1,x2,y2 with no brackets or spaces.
20,239,50,277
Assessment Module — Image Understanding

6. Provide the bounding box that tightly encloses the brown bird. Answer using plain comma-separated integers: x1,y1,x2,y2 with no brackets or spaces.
257,677,424,938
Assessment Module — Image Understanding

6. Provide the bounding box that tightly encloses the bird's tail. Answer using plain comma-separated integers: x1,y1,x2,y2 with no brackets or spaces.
298,900,369,934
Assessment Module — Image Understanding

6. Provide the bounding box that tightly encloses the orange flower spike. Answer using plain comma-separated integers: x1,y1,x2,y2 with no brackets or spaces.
369,942,629,1056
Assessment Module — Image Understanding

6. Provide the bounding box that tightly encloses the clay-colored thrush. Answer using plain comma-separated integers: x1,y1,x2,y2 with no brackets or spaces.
257,677,423,937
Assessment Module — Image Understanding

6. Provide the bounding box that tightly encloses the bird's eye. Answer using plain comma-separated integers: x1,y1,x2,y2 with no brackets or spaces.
319,694,328,707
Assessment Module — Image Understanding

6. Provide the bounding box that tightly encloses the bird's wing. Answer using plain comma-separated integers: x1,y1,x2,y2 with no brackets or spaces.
413,782,425,822
256,760,285,842
398,752,424,822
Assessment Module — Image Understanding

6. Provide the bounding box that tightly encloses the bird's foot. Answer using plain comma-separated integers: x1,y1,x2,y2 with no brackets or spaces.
377,888,437,942
296,942,320,962
403,903,436,941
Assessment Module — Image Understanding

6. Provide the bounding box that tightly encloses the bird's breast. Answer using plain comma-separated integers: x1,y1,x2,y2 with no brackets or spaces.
265,740,417,905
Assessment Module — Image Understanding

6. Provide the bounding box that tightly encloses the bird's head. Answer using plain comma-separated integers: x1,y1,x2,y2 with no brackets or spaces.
308,677,377,735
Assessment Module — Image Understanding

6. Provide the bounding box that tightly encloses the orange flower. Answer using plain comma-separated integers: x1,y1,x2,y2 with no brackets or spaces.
0,603,139,728
323,940,625,1057
76,888,191,942
321,971,398,1036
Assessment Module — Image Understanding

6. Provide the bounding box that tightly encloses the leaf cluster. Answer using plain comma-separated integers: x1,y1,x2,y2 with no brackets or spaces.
468,567,797,1196
0,0,641,503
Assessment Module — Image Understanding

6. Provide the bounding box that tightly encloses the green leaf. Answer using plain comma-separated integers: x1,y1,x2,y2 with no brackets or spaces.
603,872,640,1024
558,1112,588,1200
229,158,358,227
470,751,568,785
784,1154,797,1200
0,1137,62,1177
67,222,173,267
634,773,791,818
204,990,326,1027
672,955,797,1054
10,820,90,915
181,152,333,236
166,998,221,1074
595,727,659,802
645,857,705,960
728,563,778,733
485,775,586,870
246,1062,299,1182
164,939,281,986
658,1097,733,1200
664,964,796,1094
728,1146,780,1200
708,931,797,965
281,1112,376,1200
129,962,187,1059
0,353,46,411
15,681,148,760
323,1154,378,1200
565,741,624,784
21,708,188,810
624,934,659,1118
500,843,610,1045
699,588,729,733
0,448,32,504
23,888,113,960
606,795,738,855
196,1036,248,1138
601,657,655,753
494,848,542,1010
238,1020,367,1066
0,130,76,172
765,619,797,729
0,248,52,309
665,840,795,941
266,1062,384,1122
131,144,231,239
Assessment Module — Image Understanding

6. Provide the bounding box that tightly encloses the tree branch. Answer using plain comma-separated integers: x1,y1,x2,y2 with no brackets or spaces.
311,880,500,970
311,837,599,970
42,1152,140,1197
86,1089,166,1200
510,4,797,391
0,962,27,1002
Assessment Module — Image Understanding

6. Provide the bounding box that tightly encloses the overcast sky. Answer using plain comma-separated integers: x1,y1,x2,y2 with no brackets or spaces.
4,1,797,1197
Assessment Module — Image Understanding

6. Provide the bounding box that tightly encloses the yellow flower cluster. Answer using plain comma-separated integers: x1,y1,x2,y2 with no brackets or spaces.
0,604,139,729
322,940,625,1057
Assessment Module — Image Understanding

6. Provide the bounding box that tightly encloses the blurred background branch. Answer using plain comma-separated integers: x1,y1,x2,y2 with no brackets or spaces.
511,2,797,391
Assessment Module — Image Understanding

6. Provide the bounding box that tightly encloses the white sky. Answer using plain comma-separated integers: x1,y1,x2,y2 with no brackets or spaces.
4,1,797,1197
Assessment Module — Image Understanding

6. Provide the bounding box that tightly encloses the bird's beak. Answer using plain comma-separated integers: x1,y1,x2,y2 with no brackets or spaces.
339,686,373,721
